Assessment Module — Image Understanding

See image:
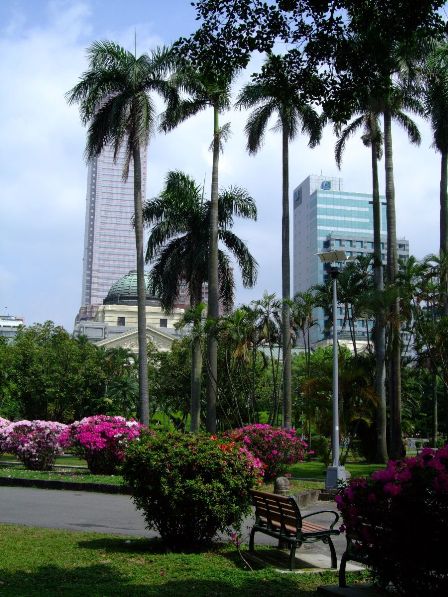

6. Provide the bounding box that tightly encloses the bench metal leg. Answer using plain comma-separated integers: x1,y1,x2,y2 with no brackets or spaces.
339,552,349,587
323,536,337,569
289,544,297,570
249,527,256,553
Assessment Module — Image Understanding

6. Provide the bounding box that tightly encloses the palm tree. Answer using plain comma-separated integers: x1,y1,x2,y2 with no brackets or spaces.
250,292,283,424
236,53,322,429
423,42,448,315
334,102,388,460
161,62,235,433
382,82,423,458
66,41,173,426
143,170,258,431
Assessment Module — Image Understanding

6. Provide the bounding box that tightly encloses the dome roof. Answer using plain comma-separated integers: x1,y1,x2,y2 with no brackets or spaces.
103,271,161,306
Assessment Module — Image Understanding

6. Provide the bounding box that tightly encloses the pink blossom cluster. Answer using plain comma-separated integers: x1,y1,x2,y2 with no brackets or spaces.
0,420,67,470
336,446,448,593
226,423,307,480
60,415,145,474
0,416,10,428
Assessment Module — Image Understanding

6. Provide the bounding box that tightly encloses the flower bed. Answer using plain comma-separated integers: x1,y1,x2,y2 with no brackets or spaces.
60,415,144,474
226,424,307,480
336,446,448,595
0,420,67,470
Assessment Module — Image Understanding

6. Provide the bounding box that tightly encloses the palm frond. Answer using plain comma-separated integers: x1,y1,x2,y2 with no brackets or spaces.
393,111,421,145
219,229,258,288
334,114,365,168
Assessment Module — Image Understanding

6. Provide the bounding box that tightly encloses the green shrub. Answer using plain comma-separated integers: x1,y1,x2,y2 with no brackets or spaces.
122,431,263,550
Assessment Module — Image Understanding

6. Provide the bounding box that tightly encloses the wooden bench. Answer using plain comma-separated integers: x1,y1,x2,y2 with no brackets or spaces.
249,489,340,570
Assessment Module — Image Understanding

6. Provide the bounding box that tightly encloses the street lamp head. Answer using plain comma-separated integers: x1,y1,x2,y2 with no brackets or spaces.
317,250,347,263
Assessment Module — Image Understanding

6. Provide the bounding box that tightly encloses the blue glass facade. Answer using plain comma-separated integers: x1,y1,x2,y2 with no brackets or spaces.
293,175,408,345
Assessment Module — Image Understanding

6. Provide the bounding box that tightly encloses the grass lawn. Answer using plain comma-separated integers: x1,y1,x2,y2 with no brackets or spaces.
0,456,384,490
0,524,368,596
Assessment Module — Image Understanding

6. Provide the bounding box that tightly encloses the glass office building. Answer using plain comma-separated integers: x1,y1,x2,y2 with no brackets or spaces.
293,175,409,345
80,143,147,310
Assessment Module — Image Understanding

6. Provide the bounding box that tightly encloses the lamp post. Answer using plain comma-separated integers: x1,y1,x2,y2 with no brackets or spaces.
317,250,349,489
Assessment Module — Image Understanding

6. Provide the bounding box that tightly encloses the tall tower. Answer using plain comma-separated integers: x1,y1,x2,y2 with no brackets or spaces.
79,143,147,317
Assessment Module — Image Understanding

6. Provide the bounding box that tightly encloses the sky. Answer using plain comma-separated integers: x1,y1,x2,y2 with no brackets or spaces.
0,0,444,331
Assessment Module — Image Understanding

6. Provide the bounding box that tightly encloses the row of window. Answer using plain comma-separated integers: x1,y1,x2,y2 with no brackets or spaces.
117,317,167,328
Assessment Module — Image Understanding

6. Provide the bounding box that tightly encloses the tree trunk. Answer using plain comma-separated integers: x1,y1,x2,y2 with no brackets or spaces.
133,145,149,425
190,284,203,433
371,138,388,463
206,104,220,433
440,151,448,315
384,108,402,459
281,125,292,429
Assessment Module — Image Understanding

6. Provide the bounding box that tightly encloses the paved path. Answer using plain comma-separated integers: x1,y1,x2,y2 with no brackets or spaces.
0,486,347,559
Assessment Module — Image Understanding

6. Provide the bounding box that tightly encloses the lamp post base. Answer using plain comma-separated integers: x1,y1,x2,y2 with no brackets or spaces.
325,465,349,490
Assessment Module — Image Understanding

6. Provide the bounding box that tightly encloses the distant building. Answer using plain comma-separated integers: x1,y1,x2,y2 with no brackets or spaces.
293,174,409,346
0,315,24,341
79,142,147,311
74,270,185,352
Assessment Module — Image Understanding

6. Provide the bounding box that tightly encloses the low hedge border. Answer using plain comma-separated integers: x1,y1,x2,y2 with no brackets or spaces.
0,475,132,494
0,475,330,504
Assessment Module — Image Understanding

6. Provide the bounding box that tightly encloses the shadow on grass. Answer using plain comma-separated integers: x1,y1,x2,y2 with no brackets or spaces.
0,563,322,596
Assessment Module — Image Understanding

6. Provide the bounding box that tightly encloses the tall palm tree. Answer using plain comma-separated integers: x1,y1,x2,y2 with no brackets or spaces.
66,41,173,426
423,42,448,315
236,54,322,429
161,62,235,433
382,82,422,458
143,170,258,431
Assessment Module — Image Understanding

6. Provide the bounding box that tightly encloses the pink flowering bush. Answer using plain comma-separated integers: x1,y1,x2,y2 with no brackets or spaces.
61,415,144,474
336,446,448,595
226,424,307,480
0,417,10,455
0,420,67,470
122,431,263,549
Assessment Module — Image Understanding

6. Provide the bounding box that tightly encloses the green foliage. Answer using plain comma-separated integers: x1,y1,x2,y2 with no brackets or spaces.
0,322,139,422
149,338,192,429
122,431,261,549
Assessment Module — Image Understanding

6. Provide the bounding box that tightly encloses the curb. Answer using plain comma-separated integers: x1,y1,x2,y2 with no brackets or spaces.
0,476,132,494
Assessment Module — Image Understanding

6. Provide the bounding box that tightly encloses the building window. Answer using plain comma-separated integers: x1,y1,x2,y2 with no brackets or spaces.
117,317,125,326
160,318,168,328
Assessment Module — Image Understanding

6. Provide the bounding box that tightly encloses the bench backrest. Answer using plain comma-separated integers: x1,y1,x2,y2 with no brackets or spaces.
250,489,302,534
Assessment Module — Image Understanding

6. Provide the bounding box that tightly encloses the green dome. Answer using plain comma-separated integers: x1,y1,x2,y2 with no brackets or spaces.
104,271,160,306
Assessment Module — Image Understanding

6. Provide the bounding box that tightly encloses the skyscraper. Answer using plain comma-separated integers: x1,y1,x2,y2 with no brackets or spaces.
79,143,147,317
293,174,409,344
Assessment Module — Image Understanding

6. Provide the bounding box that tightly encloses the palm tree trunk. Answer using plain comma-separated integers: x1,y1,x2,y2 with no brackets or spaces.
206,104,220,433
133,145,149,425
440,151,448,315
190,286,203,433
384,108,402,459
371,138,388,463
282,125,292,429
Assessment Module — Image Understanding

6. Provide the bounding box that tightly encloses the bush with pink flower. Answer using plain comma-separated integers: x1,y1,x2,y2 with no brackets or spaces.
0,420,67,470
0,416,10,455
226,423,307,480
336,446,448,595
61,415,144,474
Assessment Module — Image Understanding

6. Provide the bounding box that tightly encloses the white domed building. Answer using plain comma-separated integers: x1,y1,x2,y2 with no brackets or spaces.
74,271,185,352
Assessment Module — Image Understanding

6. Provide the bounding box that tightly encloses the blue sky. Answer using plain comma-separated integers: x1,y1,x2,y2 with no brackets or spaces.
0,0,442,331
